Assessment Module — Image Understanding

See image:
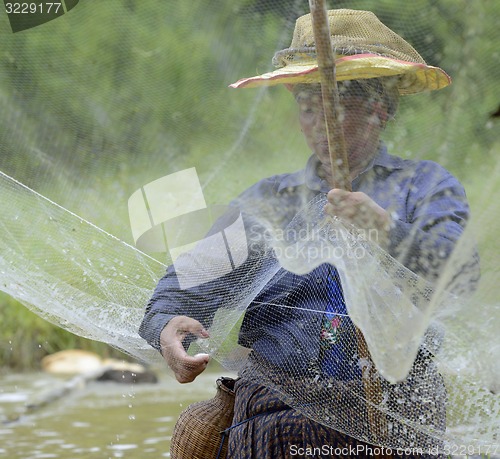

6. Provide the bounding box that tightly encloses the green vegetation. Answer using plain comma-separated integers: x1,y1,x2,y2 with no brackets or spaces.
0,0,498,369
0,292,126,371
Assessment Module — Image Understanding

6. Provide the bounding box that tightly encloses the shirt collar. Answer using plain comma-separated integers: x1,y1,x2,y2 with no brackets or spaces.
276,155,325,193
372,143,406,170
277,143,405,193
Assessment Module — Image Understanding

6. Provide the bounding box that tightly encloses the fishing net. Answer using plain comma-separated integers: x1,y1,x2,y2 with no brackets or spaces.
1,0,498,454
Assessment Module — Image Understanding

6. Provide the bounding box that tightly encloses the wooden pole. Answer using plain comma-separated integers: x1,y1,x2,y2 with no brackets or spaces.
308,0,350,192
308,1,391,452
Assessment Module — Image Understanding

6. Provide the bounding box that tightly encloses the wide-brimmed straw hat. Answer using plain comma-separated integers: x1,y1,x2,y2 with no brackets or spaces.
230,9,451,94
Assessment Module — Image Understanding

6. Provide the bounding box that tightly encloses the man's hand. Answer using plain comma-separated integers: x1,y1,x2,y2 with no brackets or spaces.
160,316,210,383
325,189,391,246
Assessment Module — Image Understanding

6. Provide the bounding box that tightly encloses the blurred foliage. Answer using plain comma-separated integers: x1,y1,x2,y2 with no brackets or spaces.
0,292,126,371
0,0,498,368
1,0,497,183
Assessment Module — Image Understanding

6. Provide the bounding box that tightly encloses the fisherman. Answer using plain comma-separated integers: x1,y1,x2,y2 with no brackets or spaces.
140,9,476,458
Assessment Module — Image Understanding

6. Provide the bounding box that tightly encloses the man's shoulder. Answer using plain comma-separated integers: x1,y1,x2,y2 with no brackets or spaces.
377,151,460,184
412,159,462,189
237,170,305,200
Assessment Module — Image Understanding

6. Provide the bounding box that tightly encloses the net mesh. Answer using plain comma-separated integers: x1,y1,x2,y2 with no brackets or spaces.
1,0,499,453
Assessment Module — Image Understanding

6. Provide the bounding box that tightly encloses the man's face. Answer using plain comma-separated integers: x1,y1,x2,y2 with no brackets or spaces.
294,82,386,181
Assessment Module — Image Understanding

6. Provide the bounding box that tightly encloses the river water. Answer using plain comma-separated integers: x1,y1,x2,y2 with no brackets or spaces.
0,368,230,458
2,368,498,459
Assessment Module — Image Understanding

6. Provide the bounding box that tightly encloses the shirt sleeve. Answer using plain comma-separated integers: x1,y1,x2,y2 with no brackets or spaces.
388,160,480,285
138,176,281,352
138,262,228,352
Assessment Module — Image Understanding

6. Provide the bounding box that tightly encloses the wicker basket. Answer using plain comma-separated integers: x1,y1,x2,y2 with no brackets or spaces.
170,377,236,459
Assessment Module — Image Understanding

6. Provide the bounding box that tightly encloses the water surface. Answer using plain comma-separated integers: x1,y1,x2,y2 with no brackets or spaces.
0,368,228,458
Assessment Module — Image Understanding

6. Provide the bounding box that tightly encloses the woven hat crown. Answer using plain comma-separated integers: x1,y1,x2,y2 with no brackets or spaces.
274,9,426,67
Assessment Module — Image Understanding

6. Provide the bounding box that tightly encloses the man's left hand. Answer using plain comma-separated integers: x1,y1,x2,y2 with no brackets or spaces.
325,189,391,245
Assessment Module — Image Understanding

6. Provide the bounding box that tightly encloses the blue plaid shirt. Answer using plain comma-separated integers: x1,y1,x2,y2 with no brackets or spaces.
140,144,474,377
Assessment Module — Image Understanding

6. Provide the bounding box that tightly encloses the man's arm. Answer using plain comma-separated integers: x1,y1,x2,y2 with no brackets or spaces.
387,164,479,284
326,161,478,282
139,177,282,381
138,261,220,383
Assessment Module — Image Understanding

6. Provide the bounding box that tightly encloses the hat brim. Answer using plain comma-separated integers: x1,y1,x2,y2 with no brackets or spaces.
229,54,451,95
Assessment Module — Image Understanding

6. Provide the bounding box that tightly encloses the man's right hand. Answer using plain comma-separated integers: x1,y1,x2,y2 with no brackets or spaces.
160,316,210,383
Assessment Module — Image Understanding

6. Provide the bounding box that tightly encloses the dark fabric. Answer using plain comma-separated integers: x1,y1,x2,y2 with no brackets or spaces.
227,377,444,459
320,268,359,380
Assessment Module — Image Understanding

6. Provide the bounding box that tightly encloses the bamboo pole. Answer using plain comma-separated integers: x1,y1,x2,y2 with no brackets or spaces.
308,0,350,192
308,1,391,452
